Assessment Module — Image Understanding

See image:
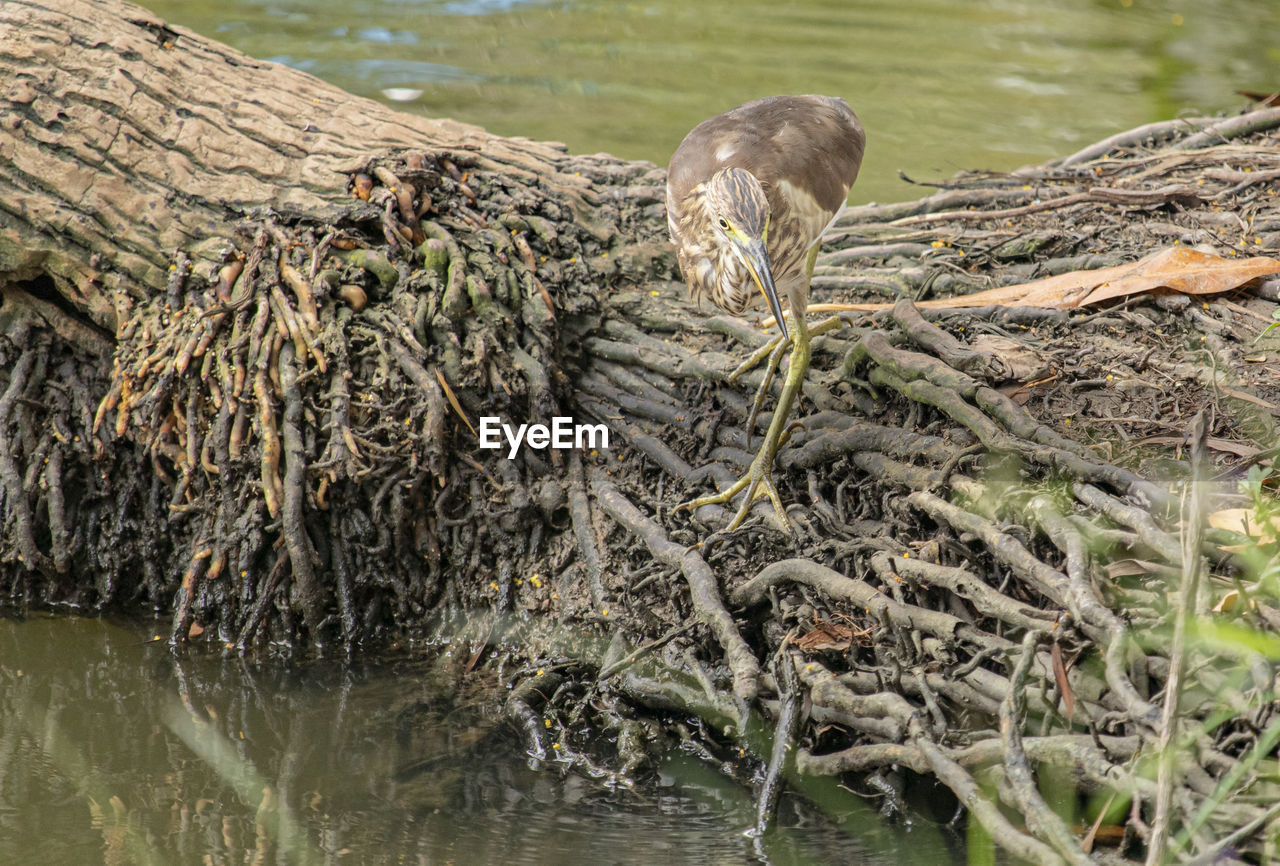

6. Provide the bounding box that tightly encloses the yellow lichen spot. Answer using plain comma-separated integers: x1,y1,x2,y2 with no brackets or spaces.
551,593,559,599
1256,237,1264,245
169,264,177,272
601,252,609,258
602,609,609,616
1170,12,1183,25
569,257,577,263
957,249,965,256
1021,185,1032,191
617,454,624,460
553,743,562,750
902,551,910,558
1106,374,1113,380
930,240,944,248
1202,302,1209,309
649,290,660,296
544,718,551,728
515,578,523,586
1197,178,1205,185
489,581,499,591
241,570,247,578
530,574,543,588
1064,418,1071,425
589,450,598,457
536,669,545,676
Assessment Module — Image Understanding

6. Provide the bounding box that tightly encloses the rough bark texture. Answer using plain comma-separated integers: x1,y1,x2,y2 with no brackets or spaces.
4,1,1280,863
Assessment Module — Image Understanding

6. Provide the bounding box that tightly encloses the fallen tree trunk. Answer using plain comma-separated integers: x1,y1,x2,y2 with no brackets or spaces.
4,1,1280,861
1,0,669,645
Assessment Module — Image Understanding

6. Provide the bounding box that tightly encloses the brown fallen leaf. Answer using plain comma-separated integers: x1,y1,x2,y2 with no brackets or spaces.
1237,90,1280,107
1103,558,1177,580
1208,507,1280,544
969,334,1051,381
804,247,1280,314
1051,641,1075,723
1135,435,1262,459
794,617,857,651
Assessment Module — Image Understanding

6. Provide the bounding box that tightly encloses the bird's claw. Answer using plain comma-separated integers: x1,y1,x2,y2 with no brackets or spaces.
675,449,794,534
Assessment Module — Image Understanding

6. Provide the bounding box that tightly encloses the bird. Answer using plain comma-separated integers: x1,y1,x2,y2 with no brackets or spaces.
666,94,865,532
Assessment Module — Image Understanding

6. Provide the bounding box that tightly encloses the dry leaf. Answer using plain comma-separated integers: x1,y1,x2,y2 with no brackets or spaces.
1052,641,1075,722
1135,435,1262,459
1237,90,1280,107
1208,508,1280,544
1104,558,1175,579
997,382,1034,405
1212,589,1240,613
807,247,1280,313
969,334,1051,381
794,618,855,652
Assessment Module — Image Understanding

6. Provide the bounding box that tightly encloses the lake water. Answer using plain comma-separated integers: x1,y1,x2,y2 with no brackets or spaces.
140,0,1280,204
0,616,962,864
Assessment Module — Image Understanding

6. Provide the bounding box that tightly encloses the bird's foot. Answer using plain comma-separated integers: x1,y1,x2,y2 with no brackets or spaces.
675,441,794,534
729,332,790,384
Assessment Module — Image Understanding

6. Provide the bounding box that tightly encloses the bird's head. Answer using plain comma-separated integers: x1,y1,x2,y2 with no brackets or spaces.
705,167,787,339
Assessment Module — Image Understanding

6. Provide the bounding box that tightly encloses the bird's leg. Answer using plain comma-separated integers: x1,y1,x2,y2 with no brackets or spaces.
678,313,811,532
738,334,790,450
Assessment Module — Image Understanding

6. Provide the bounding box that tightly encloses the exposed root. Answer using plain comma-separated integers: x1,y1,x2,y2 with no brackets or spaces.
3,104,1279,862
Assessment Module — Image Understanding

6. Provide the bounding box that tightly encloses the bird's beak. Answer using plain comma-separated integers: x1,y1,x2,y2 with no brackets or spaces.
740,238,788,340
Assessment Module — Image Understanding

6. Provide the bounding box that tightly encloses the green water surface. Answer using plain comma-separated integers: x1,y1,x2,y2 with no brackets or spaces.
141,0,1280,204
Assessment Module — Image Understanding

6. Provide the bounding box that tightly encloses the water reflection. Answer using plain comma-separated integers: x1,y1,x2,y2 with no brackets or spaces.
0,616,958,864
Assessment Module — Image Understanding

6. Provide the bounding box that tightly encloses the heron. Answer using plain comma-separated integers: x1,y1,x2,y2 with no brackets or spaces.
666,94,865,532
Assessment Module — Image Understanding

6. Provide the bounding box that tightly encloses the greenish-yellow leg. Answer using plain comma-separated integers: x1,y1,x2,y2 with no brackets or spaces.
678,314,812,532
736,335,790,450
730,313,849,449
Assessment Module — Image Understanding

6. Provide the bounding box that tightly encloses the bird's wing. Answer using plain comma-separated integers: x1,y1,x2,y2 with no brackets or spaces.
666,95,865,215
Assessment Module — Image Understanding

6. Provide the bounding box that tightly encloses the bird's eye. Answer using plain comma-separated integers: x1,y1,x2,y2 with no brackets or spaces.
717,217,729,230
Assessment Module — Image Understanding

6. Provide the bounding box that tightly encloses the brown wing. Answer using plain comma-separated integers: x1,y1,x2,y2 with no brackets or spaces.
666,95,865,214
